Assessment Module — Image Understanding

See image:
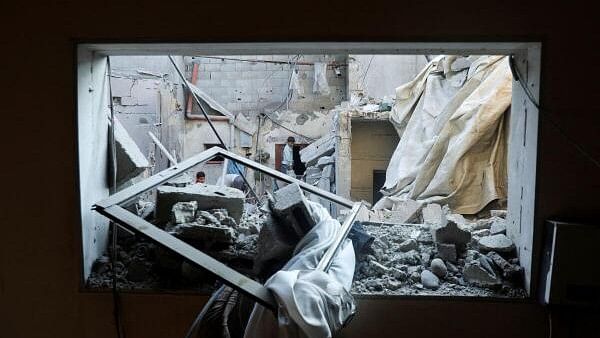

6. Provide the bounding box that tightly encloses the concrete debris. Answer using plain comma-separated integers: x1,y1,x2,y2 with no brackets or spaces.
487,251,523,282
422,203,444,225
398,239,418,252
272,183,317,239
432,220,471,248
114,118,149,184
477,234,515,254
430,258,447,278
490,210,507,218
316,155,335,169
489,219,507,235
463,260,501,287
170,222,235,244
436,243,457,263
472,229,491,237
165,173,193,187
373,199,422,224
421,270,440,289
322,164,335,181
171,201,197,224
156,184,245,223
299,135,335,166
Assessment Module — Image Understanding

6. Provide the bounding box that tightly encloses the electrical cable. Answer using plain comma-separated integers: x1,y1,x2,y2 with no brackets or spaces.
107,57,126,338
509,55,600,169
168,56,260,202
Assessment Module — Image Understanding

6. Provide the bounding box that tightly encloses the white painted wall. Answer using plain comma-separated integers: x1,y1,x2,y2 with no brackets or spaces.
77,48,111,278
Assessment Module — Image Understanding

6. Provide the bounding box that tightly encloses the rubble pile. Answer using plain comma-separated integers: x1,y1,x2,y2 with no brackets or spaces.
351,203,527,297
87,191,264,291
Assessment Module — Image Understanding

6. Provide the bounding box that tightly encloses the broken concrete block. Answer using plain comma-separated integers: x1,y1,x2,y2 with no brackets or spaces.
272,183,317,239
472,229,491,237
430,258,447,278
398,239,418,252
477,234,515,254
490,219,507,235
114,119,150,184
422,203,444,225
300,135,335,166
317,177,332,211
305,166,322,185
487,251,523,281
463,260,501,287
421,270,440,289
170,222,235,244
171,201,197,224
165,173,193,187
436,243,457,263
431,220,471,248
321,164,335,181
316,156,335,169
373,199,422,224
446,213,466,225
156,184,245,223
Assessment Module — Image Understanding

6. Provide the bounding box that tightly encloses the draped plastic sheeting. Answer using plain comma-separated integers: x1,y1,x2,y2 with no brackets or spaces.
244,201,356,338
379,55,512,214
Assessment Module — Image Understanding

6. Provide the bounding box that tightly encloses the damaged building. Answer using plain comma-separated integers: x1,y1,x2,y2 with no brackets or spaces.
82,51,531,301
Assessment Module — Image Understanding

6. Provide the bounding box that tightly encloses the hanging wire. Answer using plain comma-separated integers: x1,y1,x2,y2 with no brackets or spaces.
509,55,600,169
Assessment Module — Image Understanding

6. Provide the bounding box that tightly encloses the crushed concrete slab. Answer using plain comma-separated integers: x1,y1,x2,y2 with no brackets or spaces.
373,199,422,224
477,234,515,254
169,222,235,243
316,156,335,169
114,118,149,184
300,135,335,166
272,183,317,240
156,184,245,223
171,201,197,224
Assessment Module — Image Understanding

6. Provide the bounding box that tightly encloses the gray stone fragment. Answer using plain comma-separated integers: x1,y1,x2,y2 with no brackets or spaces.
392,250,421,265
300,135,335,166
446,261,459,273
463,261,501,287
316,156,335,169
478,234,515,254
410,271,421,283
171,201,197,224
420,252,431,266
430,258,447,278
490,219,507,235
436,243,457,263
487,251,523,281
170,222,234,243
198,210,220,225
432,220,471,248
422,203,444,225
156,184,244,223
472,229,491,237
390,268,408,281
305,166,322,185
272,183,317,238
398,239,418,252
370,261,390,276
421,270,440,289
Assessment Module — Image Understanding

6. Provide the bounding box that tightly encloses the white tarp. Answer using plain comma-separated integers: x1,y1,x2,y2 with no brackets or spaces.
244,201,356,338
378,55,511,214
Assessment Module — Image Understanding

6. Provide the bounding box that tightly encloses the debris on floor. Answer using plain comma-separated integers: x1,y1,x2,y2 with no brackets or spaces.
351,202,527,297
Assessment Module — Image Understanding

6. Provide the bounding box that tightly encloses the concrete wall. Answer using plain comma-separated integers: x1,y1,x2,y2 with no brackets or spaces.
77,50,111,279
349,119,399,204
3,2,600,338
349,55,429,99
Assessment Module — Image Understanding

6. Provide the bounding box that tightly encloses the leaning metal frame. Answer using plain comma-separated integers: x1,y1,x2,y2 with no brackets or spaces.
93,146,362,310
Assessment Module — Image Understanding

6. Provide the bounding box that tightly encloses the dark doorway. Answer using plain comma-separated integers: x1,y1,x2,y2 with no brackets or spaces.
373,170,386,204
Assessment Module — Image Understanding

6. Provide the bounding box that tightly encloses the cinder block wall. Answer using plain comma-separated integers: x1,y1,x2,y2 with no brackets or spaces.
184,55,347,118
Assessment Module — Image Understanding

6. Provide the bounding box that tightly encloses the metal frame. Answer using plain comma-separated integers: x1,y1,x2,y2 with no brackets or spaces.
93,146,361,310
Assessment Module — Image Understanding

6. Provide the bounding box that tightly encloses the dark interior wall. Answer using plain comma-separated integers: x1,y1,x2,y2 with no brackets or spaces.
1,1,599,337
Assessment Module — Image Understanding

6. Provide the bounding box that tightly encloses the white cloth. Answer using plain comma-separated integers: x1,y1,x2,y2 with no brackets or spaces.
379,55,511,214
282,144,294,166
244,201,356,338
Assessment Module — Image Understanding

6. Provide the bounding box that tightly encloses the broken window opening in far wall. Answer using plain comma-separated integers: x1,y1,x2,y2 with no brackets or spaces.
77,44,540,300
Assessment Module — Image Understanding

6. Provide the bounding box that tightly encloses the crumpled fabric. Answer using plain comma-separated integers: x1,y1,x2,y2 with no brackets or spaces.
244,201,356,338
380,55,511,214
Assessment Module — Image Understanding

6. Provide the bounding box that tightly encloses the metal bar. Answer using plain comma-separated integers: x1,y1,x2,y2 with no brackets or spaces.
95,146,221,209
216,148,354,209
98,205,277,310
148,131,178,166
316,202,363,272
